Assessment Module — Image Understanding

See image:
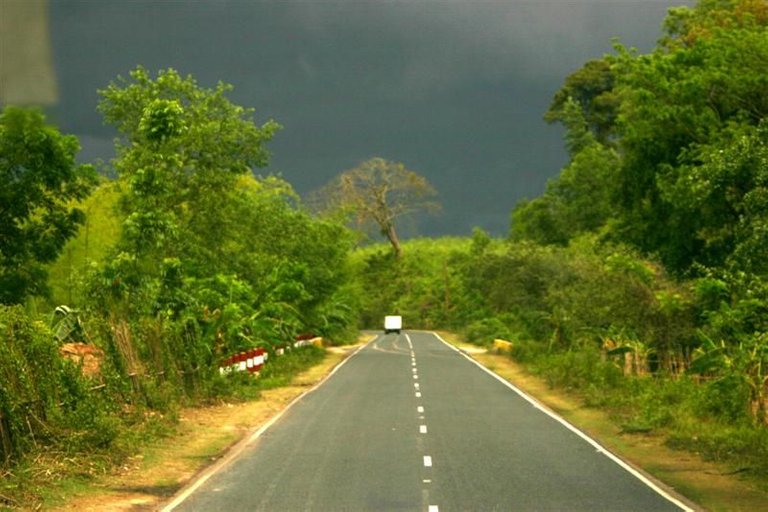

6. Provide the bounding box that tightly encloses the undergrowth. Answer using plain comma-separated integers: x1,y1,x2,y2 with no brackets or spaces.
500,338,768,481
0,345,327,510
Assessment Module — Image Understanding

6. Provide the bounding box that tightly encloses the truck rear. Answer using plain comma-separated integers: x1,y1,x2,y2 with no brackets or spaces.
384,315,402,334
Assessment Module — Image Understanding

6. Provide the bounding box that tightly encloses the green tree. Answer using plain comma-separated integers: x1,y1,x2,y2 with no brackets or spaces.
97,67,280,259
93,67,357,345
512,98,619,245
313,157,440,257
613,1,768,272
0,107,96,304
545,58,619,145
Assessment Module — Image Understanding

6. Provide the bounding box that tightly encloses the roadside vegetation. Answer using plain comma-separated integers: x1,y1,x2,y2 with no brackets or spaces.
2,0,767,509
0,68,360,508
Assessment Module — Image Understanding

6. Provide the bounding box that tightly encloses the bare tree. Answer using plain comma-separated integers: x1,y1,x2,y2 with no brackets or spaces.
313,157,440,257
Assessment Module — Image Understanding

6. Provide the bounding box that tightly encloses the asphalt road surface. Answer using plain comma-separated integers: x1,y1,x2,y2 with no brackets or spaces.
166,332,692,511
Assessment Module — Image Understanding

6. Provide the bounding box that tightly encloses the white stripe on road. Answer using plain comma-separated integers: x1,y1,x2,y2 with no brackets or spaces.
415,392,422,398
417,406,424,413
428,506,439,512
423,456,432,467
420,425,428,434
431,332,694,512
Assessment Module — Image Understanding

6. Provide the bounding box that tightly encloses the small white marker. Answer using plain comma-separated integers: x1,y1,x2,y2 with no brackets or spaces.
415,392,422,398
423,479,432,483
412,367,417,372
417,406,424,413
423,455,432,467
414,382,420,389
429,506,439,512
413,374,418,379
420,425,428,434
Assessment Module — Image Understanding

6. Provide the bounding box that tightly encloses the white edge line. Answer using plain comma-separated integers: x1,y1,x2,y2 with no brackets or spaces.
431,332,694,512
161,337,375,511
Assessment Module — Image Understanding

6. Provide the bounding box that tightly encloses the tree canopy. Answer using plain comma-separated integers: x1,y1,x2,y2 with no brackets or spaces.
312,157,440,257
513,0,768,276
0,107,96,304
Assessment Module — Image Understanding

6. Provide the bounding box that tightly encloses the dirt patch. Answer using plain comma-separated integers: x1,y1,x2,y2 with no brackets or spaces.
437,331,768,512
48,342,366,512
60,343,103,377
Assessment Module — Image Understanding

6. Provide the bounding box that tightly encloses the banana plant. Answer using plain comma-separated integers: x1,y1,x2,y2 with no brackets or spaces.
690,333,768,425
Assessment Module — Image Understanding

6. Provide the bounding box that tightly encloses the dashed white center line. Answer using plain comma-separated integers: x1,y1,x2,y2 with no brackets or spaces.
428,506,439,512
412,367,418,372
414,382,420,389
423,456,432,467
420,425,428,434
417,406,424,413
413,374,419,379
415,392,422,397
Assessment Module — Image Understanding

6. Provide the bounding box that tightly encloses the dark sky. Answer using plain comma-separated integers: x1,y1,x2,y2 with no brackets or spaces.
44,0,686,237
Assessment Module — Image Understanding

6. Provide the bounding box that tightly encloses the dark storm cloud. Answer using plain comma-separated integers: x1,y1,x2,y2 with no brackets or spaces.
46,0,684,236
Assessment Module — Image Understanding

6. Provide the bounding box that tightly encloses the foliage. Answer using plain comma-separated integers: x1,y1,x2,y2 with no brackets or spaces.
0,305,114,466
611,2,768,273
508,0,768,444
46,181,123,306
516,1,768,278
312,157,440,257
0,65,363,504
544,57,619,145
0,107,97,304
352,237,473,329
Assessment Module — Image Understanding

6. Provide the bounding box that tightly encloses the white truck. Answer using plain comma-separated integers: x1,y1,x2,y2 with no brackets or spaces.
384,315,402,335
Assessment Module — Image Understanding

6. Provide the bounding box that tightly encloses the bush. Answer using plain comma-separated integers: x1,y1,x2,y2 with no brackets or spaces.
0,305,115,465
463,317,514,346
668,421,768,473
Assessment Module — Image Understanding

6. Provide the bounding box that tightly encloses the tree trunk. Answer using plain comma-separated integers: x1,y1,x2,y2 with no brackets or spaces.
385,223,402,258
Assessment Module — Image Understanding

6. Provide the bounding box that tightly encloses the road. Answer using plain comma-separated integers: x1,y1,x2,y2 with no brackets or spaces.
165,332,692,511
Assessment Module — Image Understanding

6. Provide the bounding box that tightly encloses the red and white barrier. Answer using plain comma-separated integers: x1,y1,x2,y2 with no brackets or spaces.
219,348,267,376
218,336,320,376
